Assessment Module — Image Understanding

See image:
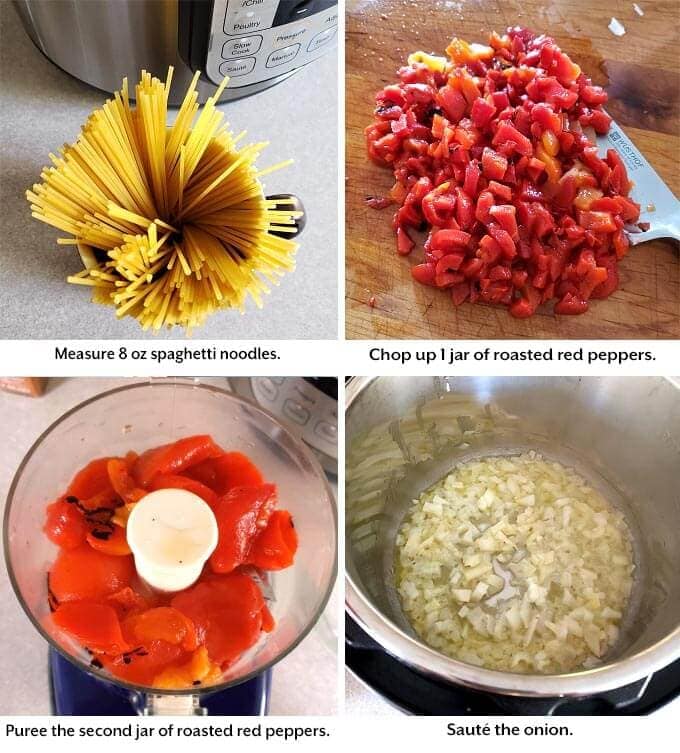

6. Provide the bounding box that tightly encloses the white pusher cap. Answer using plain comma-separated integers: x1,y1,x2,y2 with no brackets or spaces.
126,488,218,592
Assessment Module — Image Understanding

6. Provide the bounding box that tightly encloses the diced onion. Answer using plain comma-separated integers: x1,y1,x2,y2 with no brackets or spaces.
395,452,635,674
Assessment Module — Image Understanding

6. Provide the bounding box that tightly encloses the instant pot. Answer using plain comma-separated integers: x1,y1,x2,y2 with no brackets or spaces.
345,376,680,714
13,0,338,102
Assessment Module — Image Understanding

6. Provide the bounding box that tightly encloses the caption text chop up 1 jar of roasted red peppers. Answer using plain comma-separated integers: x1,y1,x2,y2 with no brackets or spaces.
365,27,641,318
43,435,298,690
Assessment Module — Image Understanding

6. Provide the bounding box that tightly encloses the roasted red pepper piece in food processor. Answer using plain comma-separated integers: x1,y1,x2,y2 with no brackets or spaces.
187,451,264,494
171,573,269,667
103,640,186,686
122,607,198,653
52,601,130,654
86,524,132,556
49,544,135,602
152,646,221,689
247,510,298,571
64,458,115,506
261,603,275,633
133,435,224,488
107,458,146,504
44,499,88,549
149,474,219,510
209,484,277,573
107,586,154,618
215,451,265,491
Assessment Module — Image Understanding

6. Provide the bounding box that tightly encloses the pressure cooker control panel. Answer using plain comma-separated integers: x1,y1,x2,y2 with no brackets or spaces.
249,376,338,461
205,0,337,88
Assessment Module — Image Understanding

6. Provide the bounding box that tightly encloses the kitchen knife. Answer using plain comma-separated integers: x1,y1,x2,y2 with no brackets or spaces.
596,120,680,245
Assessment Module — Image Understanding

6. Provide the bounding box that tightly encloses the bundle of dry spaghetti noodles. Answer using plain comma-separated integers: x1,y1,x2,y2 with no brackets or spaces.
26,68,301,331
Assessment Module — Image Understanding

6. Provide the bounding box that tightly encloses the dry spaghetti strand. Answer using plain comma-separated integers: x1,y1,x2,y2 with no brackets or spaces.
27,68,299,332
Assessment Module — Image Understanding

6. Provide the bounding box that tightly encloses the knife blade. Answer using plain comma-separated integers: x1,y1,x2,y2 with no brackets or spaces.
596,120,680,245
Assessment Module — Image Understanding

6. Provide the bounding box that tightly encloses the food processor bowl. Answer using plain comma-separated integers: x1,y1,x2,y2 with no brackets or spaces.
345,376,680,700
5,380,337,712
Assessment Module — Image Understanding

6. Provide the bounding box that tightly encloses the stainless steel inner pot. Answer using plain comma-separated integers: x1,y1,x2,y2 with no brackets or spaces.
345,376,680,698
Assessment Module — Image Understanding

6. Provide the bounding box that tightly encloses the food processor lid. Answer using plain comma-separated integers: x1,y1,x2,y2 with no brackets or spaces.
346,615,680,716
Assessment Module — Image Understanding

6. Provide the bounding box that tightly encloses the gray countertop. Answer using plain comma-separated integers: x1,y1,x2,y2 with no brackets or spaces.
0,378,337,715
0,3,337,340
345,671,402,716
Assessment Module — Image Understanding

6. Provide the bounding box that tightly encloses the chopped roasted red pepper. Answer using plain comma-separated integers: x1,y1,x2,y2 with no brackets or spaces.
482,148,508,180
411,262,437,285
471,97,496,128
365,26,640,318
554,292,589,315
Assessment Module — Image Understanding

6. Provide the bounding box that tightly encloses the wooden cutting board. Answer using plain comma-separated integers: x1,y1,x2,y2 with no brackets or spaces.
346,0,680,339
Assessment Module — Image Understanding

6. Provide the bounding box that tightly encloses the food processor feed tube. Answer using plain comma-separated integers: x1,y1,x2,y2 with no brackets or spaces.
127,490,218,593
126,489,219,715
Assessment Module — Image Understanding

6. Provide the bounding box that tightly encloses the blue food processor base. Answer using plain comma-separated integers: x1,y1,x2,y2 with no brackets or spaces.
49,649,271,716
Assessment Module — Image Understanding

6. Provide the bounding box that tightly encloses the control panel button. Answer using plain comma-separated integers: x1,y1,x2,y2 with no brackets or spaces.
273,27,307,46
227,14,266,34
252,376,279,402
314,420,337,443
222,35,263,58
283,398,310,425
219,57,257,77
224,2,278,36
307,26,336,52
266,43,300,67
